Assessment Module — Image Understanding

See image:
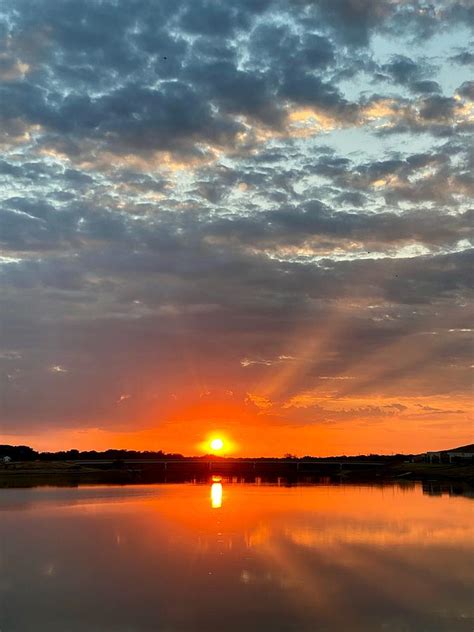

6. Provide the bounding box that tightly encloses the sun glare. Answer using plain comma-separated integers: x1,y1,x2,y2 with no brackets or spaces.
198,433,235,455
210,437,224,451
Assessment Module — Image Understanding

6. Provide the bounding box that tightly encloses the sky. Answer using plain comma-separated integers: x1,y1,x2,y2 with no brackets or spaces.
0,0,473,456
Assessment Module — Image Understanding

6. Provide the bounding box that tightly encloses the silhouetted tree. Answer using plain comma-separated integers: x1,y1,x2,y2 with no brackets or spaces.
0,445,38,461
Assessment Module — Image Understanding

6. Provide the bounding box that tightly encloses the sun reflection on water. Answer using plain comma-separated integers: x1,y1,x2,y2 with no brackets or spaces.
211,478,223,509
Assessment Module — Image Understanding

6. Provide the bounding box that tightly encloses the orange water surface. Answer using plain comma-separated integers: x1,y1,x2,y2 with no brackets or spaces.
0,481,473,631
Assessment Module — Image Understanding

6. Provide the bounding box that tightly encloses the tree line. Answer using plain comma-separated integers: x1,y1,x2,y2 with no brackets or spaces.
0,444,414,462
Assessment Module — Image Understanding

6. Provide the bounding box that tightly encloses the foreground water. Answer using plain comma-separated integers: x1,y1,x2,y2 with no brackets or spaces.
0,481,473,632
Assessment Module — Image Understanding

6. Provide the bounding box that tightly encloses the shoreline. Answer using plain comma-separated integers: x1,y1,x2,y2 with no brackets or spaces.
1,460,473,489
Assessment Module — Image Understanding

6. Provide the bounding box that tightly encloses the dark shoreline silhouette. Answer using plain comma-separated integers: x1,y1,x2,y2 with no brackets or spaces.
2,442,473,462
0,444,473,488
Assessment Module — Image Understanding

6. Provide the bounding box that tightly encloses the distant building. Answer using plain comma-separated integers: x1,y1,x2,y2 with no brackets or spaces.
1,456,12,464
425,451,474,463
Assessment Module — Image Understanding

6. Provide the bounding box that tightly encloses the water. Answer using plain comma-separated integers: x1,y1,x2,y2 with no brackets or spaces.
0,481,473,632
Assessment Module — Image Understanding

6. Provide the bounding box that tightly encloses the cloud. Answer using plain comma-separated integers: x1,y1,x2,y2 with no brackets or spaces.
0,0,472,450
457,80,474,100
450,50,474,66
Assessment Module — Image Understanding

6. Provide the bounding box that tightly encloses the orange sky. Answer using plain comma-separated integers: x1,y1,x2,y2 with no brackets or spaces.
2,312,472,455
4,388,472,456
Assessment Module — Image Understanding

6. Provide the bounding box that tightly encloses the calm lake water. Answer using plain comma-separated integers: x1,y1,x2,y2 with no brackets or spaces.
0,481,473,632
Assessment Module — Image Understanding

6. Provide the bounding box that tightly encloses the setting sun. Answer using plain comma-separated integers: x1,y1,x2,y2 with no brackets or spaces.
198,433,236,455
210,438,224,451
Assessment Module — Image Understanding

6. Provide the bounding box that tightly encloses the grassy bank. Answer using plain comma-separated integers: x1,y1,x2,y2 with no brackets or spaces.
389,462,474,484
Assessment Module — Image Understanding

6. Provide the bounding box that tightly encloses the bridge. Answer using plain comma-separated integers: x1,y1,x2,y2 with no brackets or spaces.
75,459,385,472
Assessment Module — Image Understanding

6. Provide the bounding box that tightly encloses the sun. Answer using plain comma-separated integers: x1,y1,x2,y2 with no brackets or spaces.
210,437,224,451
199,433,235,455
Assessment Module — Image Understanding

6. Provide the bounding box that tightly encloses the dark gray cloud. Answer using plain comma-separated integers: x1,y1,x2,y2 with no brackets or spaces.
457,80,474,100
450,49,474,66
382,55,423,84
378,55,441,94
